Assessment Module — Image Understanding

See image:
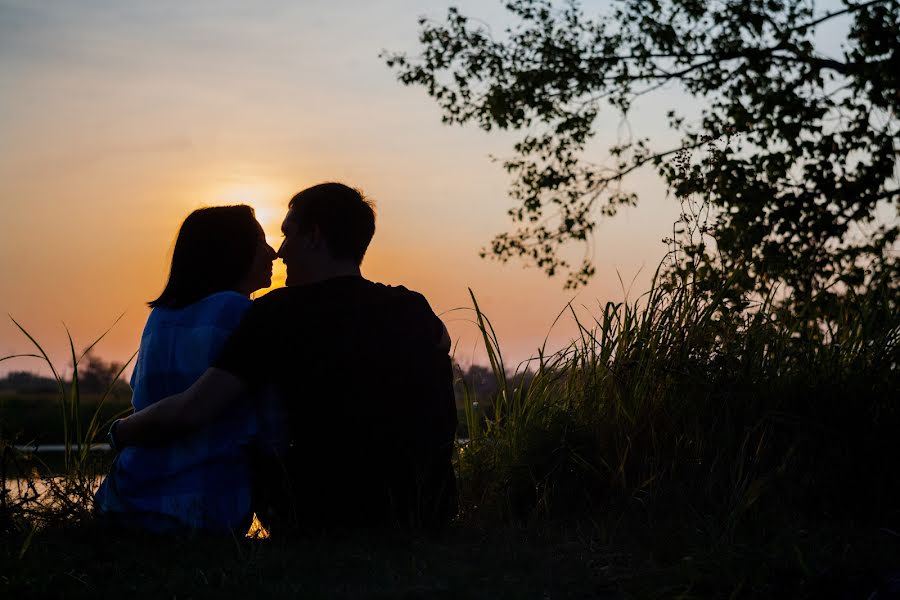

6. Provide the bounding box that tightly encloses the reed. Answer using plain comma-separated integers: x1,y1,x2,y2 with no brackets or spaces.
0,317,134,533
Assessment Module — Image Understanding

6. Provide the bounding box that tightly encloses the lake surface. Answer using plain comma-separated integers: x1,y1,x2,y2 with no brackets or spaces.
14,443,111,452
5,475,103,503
5,444,111,502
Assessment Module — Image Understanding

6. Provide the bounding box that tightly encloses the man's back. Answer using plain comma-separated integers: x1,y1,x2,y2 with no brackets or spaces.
214,276,458,532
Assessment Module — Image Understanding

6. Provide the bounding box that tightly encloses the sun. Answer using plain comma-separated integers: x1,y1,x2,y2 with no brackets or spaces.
210,183,285,227
206,181,292,294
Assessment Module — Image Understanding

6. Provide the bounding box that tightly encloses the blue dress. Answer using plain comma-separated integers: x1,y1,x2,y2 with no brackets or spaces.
94,291,257,533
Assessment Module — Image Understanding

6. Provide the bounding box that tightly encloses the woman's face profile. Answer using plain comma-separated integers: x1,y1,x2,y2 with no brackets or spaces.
243,222,276,293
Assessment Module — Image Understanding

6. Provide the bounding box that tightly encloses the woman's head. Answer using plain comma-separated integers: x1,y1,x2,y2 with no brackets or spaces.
149,205,275,309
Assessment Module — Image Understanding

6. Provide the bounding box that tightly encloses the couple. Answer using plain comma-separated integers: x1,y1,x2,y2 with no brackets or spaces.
95,182,458,536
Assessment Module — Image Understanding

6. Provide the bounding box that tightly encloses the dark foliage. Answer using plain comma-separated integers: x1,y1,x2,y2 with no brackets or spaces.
385,0,899,291
76,352,129,394
0,371,57,394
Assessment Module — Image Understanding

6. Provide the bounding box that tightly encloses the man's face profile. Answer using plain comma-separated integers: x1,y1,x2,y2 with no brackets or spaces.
278,206,326,286
278,208,304,285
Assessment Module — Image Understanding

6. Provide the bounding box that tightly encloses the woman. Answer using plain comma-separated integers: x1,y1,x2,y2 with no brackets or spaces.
95,205,276,533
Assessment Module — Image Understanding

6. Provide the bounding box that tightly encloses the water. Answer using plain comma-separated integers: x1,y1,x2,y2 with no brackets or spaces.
5,475,102,503
5,444,110,502
14,443,111,452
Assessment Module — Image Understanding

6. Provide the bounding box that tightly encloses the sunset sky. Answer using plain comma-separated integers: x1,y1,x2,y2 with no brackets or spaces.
0,0,746,377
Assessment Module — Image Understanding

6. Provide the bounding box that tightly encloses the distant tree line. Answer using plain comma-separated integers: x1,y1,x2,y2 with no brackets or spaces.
76,352,130,394
0,371,58,394
453,362,534,411
2,355,527,422
0,352,131,396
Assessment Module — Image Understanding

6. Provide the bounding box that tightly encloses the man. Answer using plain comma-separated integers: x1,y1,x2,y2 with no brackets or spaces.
112,182,458,533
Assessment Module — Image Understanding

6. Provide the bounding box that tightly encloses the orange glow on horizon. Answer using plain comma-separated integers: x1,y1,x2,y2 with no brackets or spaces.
205,181,292,227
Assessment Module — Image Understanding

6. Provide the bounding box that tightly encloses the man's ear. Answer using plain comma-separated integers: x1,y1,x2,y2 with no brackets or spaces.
302,226,324,249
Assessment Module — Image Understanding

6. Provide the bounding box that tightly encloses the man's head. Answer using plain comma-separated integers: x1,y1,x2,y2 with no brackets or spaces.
278,182,376,285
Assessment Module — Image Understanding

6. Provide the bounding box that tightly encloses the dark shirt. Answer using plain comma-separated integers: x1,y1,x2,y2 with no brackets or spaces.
213,276,457,532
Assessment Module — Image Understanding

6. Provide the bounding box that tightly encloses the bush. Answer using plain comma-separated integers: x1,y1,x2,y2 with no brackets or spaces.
455,267,899,533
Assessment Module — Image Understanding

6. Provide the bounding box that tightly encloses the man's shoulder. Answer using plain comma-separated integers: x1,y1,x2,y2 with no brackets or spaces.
251,287,294,308
234,288,295,330
365,279,427,302
249,279,435,318
363,282,447,347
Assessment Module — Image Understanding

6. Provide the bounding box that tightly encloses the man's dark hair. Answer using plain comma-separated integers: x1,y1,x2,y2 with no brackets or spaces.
288,182,376,265
149,205,260,309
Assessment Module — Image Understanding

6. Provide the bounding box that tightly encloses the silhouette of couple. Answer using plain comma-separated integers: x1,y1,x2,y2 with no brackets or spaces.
95,183,457,536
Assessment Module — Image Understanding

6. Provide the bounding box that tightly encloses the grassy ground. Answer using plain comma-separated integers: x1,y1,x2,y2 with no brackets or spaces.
1,524,610,599
2,515,899,598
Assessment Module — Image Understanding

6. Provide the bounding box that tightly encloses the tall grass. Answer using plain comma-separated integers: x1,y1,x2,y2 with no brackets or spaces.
454,263,899,538
0,318,134,534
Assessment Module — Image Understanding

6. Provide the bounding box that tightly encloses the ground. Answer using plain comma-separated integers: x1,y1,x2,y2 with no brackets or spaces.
3,518,900,599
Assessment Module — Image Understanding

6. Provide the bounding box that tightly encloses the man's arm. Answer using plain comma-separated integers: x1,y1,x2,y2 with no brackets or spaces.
114,367,246,447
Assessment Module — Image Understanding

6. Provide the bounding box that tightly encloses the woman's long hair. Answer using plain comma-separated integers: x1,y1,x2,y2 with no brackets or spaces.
149,205,260,309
